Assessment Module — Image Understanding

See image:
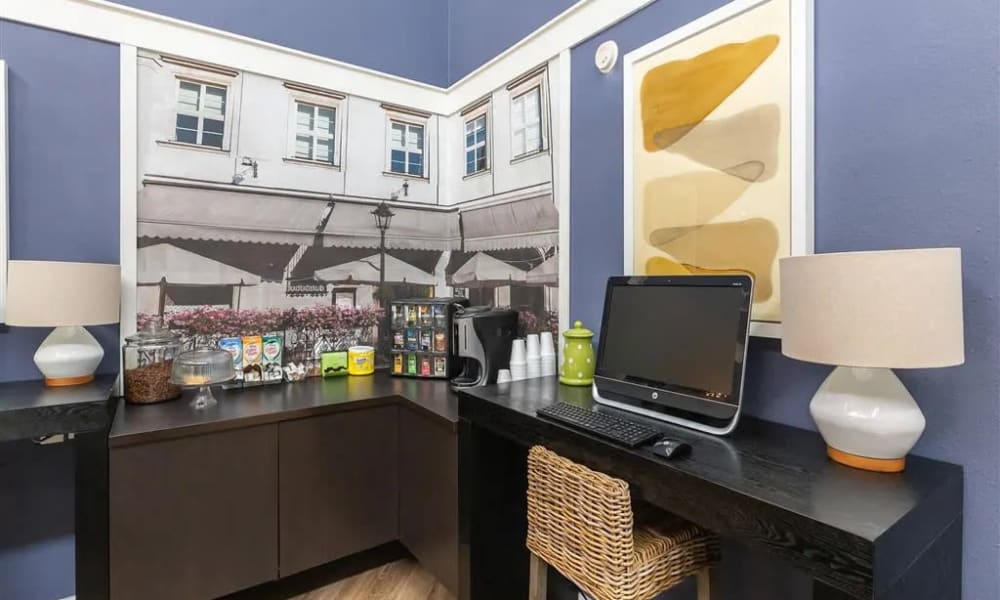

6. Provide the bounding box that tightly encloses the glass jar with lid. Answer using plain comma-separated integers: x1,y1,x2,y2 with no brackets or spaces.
122,319,183,404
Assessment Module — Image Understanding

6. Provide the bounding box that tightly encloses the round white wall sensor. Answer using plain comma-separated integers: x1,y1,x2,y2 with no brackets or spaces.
594,40,619,74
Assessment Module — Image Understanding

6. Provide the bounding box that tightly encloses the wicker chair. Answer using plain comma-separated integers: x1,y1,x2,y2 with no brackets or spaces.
526,446,719,600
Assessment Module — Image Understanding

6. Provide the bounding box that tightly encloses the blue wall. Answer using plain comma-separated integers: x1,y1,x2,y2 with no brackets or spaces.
0,21,121,385
0,21,121,600
569,1,1000,598
110,0,450,86
447,0,575,82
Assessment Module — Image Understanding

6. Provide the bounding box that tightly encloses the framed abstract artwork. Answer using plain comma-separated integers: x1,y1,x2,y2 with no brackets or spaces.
623,0,814,337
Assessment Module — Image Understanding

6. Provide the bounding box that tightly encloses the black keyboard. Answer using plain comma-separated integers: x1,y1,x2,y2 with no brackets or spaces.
537,402,662,448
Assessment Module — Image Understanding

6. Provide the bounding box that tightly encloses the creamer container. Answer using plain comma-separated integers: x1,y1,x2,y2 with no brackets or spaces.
262,334,283,382
219,337,243,381
242,335,263,382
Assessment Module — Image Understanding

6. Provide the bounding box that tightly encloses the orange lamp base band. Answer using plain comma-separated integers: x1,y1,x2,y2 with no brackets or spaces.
827,446,906,473
45,374,96,387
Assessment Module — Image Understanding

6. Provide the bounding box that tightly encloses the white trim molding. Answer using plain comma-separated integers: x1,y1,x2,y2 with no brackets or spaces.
118,44,138,395
0,60,8,324
556,50,572,336
621,0,815,339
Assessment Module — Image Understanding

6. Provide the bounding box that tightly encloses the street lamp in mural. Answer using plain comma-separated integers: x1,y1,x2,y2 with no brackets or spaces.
372,201,395,365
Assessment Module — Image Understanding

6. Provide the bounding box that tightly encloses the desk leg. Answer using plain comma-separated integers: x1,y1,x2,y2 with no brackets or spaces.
459,421,578,600
75,427,110,600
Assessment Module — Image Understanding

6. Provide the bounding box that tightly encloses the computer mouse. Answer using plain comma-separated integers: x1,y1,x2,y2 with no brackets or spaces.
651,438,691,459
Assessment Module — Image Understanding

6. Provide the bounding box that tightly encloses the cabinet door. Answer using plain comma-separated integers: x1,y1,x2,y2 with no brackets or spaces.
399,407,459,594
110,425,278,600
279,406,399,576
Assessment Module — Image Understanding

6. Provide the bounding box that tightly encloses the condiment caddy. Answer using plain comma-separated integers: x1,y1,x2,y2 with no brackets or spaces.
389,297,469,379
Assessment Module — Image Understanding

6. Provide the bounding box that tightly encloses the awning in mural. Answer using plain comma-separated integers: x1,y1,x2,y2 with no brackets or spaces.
451,252,527,288
138,243,262,286
313,254,437,286
460,194,558,251
138,181,459,251
526,255,558,285
323,201,459,251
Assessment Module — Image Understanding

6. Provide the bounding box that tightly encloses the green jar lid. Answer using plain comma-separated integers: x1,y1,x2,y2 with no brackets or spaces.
563,320,594,339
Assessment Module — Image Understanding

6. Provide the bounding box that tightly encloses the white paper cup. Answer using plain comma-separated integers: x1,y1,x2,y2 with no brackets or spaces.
509,361,527,381
526,334,541,359
540,357,557,377
510,339,527,365
496,369,512,384
527,362,541,379
539,331,556,356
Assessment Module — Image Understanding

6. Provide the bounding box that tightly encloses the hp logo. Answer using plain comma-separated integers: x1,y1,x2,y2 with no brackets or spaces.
651,392,659,400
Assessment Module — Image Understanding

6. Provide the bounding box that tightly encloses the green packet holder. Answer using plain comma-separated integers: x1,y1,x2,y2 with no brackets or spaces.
321,351,349,377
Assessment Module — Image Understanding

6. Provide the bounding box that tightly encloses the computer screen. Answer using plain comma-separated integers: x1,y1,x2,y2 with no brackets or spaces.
594,275,753,434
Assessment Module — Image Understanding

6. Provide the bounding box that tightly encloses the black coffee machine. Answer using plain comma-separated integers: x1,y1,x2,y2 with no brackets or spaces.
451,306,519,387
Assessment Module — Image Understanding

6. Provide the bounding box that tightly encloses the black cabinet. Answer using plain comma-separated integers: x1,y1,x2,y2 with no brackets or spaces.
109,425,278,600
399,406,459,594
279,406,400,576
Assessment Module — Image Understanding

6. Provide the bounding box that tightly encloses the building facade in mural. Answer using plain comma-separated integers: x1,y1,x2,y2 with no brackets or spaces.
135,50,561,340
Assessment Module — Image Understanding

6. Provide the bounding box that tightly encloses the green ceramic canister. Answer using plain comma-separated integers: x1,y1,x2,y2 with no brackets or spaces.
559,320,595,386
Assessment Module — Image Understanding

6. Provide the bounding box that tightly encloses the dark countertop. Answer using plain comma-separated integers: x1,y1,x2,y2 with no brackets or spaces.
110,373,458,447
0,375,118,441
458,377,964,597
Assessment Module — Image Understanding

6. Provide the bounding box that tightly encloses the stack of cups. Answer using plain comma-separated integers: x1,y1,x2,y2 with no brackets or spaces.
539,331,557,377
526,334,541,379
509,339,527,381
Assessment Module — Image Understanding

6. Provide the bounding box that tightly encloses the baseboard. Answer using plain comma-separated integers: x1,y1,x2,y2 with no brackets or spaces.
58,596,76,600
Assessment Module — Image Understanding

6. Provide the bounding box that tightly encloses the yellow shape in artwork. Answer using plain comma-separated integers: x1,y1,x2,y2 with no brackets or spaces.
640,35,780,151
642,170,751,245
646,218,779,301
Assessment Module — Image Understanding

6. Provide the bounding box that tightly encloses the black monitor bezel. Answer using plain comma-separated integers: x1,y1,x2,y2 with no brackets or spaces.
594,275,754,423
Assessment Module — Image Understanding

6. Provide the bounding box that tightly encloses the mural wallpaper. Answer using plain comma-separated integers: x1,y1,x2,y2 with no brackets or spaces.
134,50,561,363
628,0,800,326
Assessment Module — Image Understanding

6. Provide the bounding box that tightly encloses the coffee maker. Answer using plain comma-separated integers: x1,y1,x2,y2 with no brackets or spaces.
451,306,519,387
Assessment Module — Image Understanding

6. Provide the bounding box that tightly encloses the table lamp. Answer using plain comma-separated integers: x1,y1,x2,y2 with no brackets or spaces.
6,260,121,386
779,248,964,472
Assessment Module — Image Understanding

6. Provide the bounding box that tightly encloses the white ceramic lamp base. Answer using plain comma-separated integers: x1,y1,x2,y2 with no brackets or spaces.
34,325,105,386
809,366,926,473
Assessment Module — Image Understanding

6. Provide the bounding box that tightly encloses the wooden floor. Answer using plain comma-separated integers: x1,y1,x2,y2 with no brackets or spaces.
289,559,455,600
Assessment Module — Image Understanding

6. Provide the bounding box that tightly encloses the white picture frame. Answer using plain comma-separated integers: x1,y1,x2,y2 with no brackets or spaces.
0,59,9,325
622,0,814,338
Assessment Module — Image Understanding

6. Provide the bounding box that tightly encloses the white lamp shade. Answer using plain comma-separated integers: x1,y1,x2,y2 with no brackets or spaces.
6,260,120,327
780,248,964,369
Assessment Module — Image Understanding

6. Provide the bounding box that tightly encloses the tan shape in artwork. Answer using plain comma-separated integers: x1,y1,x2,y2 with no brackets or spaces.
642,170,751,245
647,218,779,301
664,104,781,182
640,35,780,151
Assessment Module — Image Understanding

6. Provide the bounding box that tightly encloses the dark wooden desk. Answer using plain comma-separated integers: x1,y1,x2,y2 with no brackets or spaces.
0,375,118,600
457,377,963,600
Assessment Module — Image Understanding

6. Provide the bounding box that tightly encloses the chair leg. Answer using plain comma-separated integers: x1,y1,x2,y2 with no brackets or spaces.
529,553,548,600
695,567,711,600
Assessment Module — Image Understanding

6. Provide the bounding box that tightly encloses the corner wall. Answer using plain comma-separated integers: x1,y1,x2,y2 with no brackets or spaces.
569,1,1000,597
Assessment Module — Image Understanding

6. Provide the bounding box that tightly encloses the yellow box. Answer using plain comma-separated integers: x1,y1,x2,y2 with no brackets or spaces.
347,346,375,375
